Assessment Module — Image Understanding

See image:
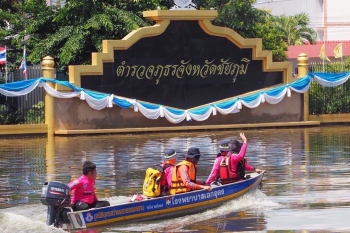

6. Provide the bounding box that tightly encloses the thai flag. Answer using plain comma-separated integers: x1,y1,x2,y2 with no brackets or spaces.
20,46,27,76
0,46,6,65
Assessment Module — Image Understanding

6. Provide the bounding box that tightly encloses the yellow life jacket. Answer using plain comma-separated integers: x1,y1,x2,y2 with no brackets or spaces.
170,160,196,195
142,165,163,197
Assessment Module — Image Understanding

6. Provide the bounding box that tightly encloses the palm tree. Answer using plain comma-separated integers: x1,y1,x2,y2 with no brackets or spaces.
271,13,317,45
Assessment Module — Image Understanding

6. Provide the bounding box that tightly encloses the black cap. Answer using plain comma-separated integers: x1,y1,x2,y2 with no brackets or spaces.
185,147,201,158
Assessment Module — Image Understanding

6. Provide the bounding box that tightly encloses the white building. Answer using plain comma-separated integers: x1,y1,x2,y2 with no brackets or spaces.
46,0,65,7
254,0,350,41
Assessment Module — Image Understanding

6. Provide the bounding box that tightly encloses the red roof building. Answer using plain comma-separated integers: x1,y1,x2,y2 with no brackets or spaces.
287,41,350,59
286,41,350,72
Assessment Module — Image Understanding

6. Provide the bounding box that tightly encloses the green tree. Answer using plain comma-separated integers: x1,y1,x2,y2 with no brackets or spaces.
195,0,287,61
0,0,168,73
197,0,267,38
0,0,23,15
0,0,34,72
255,16,288,61
1,0,295,71
8,0,161,73
271,13,317,45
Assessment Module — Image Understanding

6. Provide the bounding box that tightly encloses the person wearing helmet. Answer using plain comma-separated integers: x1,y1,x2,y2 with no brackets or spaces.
159,149,177,196
205,133,262,185
205,139,231,185
225,134,262,182
170,147,212,195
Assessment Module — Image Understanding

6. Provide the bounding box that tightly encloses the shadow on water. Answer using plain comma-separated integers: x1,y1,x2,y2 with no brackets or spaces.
1,125,350,232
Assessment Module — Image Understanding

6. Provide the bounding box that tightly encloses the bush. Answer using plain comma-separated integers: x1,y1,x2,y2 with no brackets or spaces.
309,58,350,114
25,101,44,124
0,104,24,125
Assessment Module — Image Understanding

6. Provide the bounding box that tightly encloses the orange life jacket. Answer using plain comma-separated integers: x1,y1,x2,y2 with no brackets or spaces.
170,160,196,195
219,156,246,184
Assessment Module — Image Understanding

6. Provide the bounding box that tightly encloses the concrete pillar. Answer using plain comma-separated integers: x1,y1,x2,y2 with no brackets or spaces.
297,53,309,121
42,56,55,136
42,56,56,181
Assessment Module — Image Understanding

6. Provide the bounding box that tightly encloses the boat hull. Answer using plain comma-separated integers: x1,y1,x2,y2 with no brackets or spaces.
67,171,265,229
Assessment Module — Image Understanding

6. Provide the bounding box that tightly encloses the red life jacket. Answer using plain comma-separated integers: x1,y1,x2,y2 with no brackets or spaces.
219,156,246,184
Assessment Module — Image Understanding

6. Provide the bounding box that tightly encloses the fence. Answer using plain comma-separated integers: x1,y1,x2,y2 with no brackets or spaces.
1,61,350,124
309,62,350,115
309,62,350,73
0,65,44,125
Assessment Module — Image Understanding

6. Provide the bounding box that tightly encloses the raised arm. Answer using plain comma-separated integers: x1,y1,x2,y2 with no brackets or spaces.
230,142,247,162
240,132,247,143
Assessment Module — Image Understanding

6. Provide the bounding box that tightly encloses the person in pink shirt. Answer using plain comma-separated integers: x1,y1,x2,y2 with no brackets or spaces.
68,161,110,211
160,149,177,196
205,133,262,185
205,139,231,185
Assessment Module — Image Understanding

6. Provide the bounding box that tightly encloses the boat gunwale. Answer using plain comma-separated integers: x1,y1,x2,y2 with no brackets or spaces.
66,171,265,229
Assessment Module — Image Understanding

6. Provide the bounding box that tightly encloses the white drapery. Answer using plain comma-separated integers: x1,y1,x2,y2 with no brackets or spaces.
0,72,349,124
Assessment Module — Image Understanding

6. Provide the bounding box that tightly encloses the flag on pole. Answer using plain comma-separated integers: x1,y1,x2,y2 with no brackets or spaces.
334,43,343,58
0,46,6,65
20,45,27,76
319,44,331,62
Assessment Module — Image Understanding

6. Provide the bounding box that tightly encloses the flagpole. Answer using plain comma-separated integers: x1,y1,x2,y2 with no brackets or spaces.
341,44,343,71
4,46,6,84
323,41,325,72
5,63,7,84
24,44,27,80
5,46,7,100
22,44,27,101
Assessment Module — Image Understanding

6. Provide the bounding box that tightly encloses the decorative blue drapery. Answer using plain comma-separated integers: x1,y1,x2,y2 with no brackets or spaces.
0,72,349,124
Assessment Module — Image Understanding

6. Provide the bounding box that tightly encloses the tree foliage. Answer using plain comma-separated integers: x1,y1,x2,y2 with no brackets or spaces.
0,0,317,72
0,0,162,72
194,0,287,61
22,0,161,72
0,0,43,71
270,13,317,45
255,16,288,61
196,0,267,38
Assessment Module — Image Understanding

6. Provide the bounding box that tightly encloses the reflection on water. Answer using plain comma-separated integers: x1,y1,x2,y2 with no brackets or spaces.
0,126,350,232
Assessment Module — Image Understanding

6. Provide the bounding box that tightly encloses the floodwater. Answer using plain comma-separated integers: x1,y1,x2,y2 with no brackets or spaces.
0,125,350,233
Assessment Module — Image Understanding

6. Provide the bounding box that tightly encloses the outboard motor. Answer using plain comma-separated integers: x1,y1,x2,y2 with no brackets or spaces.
40,181,72,228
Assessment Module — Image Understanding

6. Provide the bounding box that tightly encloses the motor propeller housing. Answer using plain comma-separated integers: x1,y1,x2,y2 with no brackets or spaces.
40,181,71,206
40,181,72,227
